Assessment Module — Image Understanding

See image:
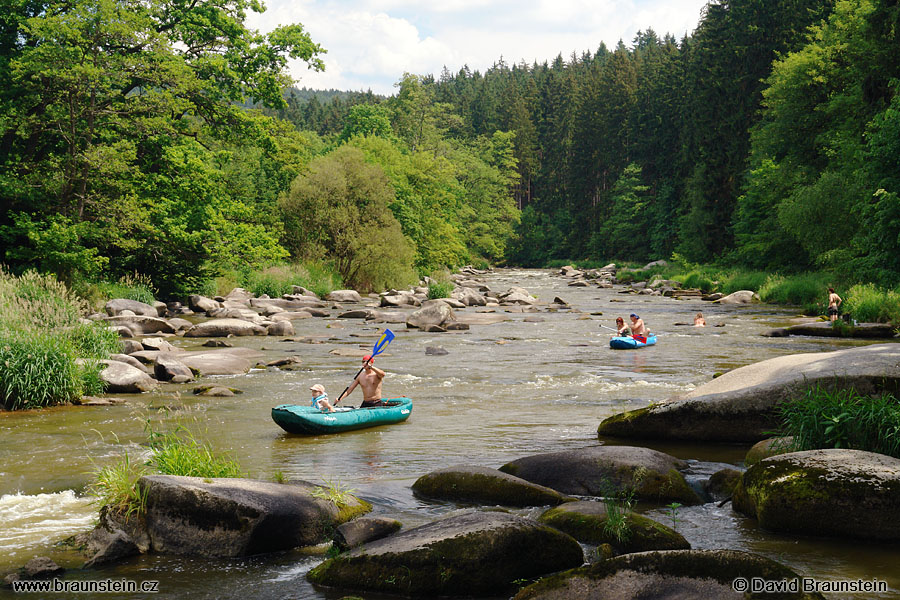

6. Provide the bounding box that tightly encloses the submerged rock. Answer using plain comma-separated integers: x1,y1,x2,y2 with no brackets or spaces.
139,475,371,557
733,449,900,541
412,465,572,507
539,501,690,554
499,446,702,505
513,549,823,600
598,343,900,442
308,511,584,596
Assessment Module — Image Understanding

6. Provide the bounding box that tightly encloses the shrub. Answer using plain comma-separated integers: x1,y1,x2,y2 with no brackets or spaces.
776,387,900,458
720,270,769,294
0,269,117,409
427,281,453,299
678,270,716,292
843,283,900,323
758,272,832,312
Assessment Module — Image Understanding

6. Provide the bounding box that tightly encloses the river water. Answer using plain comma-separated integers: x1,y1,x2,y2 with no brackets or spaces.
1,269,898,599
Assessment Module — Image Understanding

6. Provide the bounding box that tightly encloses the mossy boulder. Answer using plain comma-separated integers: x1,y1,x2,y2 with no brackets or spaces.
412,465,573,507
598,343,900,442
307,511,584,597
512,549,823,600
538,501,689,554
745,437,794,467
733,449,900,540
498,446,702,505
139,475,371,557
334,516,402,551
705,468,743,501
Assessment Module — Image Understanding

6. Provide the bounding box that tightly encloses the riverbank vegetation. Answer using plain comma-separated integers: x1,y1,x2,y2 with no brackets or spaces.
0,269,119,409
776,387,900,459
4,0,899,311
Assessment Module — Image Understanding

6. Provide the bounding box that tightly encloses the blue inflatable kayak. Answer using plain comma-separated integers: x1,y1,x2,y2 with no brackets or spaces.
610,335,657,349
272,397,413,434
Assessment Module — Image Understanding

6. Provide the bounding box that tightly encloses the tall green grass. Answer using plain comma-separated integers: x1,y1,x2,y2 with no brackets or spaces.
75,272,158,311
215,262,343,299
758,272,833,313
843,283,900,323
0,269,119,409
776,387,900,458
146,422,244,478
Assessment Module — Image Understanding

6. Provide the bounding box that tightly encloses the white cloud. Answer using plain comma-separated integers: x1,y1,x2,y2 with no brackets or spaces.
249,0,708,95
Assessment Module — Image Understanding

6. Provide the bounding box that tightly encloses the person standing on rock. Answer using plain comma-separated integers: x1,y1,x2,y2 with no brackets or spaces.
827,288,842,322
629,313,648,343
337,356,386,407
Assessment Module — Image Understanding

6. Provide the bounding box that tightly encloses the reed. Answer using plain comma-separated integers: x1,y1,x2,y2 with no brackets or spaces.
777,387,900,458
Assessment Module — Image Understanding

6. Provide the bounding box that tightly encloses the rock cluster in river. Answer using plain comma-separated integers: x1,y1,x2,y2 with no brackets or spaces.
88,265,557,395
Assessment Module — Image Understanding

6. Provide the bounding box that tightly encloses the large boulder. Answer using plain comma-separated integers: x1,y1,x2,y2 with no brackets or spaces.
307,511,584,596
783,321,896,338
717,290,760,304
183,319,267,337
733,449,900,540
103,315,176,335
745,437,794,467
407,300,454,329
98,360,158,393
175,348,260,376
250,297,327,310
538,501,690,554
598,343,900,442
153,353,194,382
499,446,702,505
188,294,221,313
333,516,402,551
452,287,487,307
326,290,363,303
412,465,572,507
105,299,158,317
513,550,823,600
139,475,371,557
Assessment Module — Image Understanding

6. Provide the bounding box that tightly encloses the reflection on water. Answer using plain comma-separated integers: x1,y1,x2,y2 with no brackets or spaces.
1,268,896,598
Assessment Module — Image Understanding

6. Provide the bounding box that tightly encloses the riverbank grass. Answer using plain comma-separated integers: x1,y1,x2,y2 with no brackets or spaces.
0,269,119,409
213,262,342,299
776,387,900,458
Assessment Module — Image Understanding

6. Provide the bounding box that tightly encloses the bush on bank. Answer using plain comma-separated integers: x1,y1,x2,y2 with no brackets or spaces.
776,387,900,458
0,269,119,410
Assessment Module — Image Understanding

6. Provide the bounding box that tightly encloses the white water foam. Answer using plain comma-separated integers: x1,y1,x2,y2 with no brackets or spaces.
0,491,95,560
520,374,696,392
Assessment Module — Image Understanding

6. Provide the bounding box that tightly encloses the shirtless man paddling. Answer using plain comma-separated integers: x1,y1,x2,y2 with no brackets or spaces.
336,355,386,407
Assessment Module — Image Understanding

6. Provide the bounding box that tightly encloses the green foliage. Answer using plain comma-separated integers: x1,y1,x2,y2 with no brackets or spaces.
279,145,417,291
87,449,150,519
427,282,453,299
310,479,358,508
719,270,770,294
843,283,900,324
147,426,244,479
777,387,900,458
0,269,116,409
340,104,394,141
677,270,716,293
758,272,834,310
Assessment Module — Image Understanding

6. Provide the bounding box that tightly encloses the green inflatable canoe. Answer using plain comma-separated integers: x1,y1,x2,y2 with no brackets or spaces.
271,397,413,435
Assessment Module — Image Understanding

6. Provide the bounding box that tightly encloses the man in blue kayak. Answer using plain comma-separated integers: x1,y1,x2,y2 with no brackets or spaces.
629,313,648,343
337,355,386,407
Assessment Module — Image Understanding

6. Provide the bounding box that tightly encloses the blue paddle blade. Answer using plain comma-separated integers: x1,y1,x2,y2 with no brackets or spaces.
372,329,395,356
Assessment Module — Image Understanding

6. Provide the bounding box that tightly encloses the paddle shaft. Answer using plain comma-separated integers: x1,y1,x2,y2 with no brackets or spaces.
335,361,369,405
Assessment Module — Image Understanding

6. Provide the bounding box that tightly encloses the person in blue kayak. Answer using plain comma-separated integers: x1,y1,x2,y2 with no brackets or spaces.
337,355,386,407
310,383,335,412
615,316,629,335
629,313,649,343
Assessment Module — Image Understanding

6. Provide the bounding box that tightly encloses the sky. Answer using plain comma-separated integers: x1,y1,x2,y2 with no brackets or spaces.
246,0,711,96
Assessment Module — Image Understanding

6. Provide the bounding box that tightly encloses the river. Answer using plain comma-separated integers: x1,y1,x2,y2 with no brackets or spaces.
1,268,898,599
